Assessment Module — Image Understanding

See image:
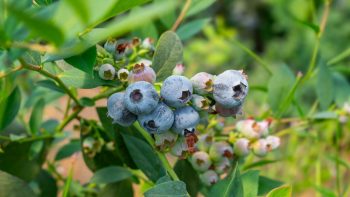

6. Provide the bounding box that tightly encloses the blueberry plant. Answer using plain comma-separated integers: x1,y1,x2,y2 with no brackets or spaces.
1,0,350,197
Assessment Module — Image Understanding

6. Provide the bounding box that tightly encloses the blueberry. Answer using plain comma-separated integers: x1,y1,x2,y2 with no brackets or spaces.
154,131,178,151
214,157,231,174
236,119,269,139
104,39,117,54
161,75,193,108
172,63,185,75
141,37,155,51
265,136,280,150
124,81,159,114
117,68,129,82
195,134,213,152
191,94,210,111
190,151,212,172
199,170,219,186
107,92,137,126
170,136,189,159
252,139,268,157
234,138,250,157
213,70,248,107
172,106,200,135
191,72,214,95
214,103,243,118
98,64,115,80
138,102,174,134
114,39,133,60
209,142,233,162
128,61,156,84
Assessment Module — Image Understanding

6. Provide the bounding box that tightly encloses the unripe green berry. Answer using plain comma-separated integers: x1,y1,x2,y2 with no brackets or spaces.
209,142,234,162
214,157,231,174
195,134,213,152
199,170,219,186
190,151,212,172
234,138,250,157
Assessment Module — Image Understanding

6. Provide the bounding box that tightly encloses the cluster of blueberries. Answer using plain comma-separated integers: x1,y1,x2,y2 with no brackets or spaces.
230,119,280,157
100,37,257,186
106,68,249,139
188,119,281,186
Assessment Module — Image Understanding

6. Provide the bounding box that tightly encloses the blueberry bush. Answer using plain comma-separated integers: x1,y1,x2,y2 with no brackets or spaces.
1,0,350,196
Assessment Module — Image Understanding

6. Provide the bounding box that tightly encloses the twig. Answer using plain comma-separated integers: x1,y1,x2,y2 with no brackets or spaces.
19,58,81,106
171,0,192,31
133,122,180,181
0,65,23,79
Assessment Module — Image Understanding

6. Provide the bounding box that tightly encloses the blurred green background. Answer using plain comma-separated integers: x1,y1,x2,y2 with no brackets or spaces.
1,0,350,196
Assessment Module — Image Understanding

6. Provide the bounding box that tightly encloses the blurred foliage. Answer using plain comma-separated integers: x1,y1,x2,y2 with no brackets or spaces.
0,0,350,196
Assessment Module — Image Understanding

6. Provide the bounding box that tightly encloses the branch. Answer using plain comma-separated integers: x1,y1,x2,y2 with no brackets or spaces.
19,58,81,106
171,0,192,31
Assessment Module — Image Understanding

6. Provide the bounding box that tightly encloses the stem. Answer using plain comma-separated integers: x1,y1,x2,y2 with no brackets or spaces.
303,0,331,82
276,72,303,118
231,39,273,75
56,106,83,132
0,65,23,79
19,58,81,106
133,122,180,181
171,0,192,31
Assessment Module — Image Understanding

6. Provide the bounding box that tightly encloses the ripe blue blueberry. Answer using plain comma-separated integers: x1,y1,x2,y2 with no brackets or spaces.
213,70,248,108
215,103,243,118
98,64,115,80
104,39,117,54
161,75,193,108
138,102,174,134
124,81,159,114
172,106,200,135
107,92,137,126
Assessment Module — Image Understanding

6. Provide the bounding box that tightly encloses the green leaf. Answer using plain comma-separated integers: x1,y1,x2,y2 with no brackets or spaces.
44,0,178,60
316,63,334,109
35,170,58,197
312,111,338,120
243,160,278,170
144,180,188,197
186,0,216,17
55,140,81,161
65,46,97,75
0,86,21,130
0,141,41,181
7,4,64,45
327,47,350,65
210,164,243,197
258,176,283,196
80,97,95,107
152,31,183,81
121,133,166,182
177,18,210,40
174,159,200,197
91,166,132,184
0,170,36,197
332,72,350,106
266,185,292,197
99,180,134,197
268,64,295,113
58,67,119,89
241,170,260,197
36,80,65,93
29,98,46,134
